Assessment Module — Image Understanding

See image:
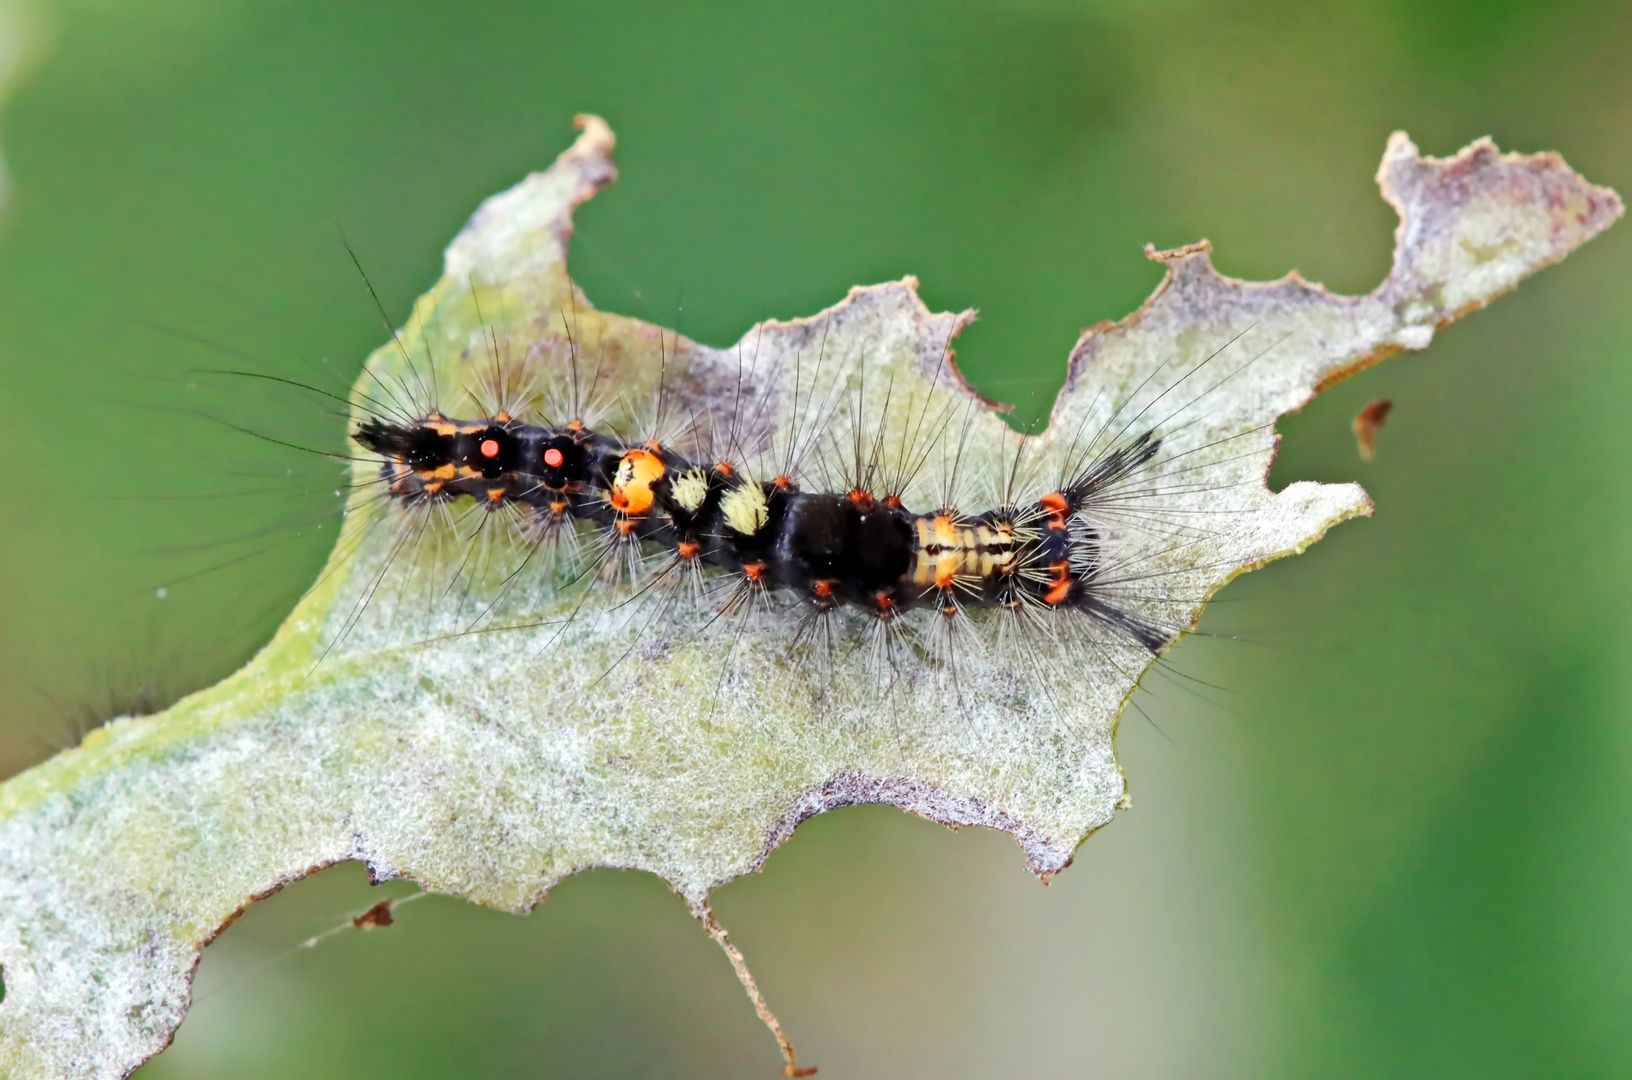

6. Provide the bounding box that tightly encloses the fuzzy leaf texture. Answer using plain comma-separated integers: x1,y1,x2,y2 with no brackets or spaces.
0,115,1620,1079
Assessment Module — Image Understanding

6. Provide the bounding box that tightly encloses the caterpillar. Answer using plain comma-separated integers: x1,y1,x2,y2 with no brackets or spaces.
349,401,1168,652
308,286,1268,704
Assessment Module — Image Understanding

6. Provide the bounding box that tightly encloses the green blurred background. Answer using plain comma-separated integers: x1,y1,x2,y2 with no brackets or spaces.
0,0,1627,1075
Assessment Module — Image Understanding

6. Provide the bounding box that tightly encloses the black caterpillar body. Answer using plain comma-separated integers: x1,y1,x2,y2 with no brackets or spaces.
353,412,1169,651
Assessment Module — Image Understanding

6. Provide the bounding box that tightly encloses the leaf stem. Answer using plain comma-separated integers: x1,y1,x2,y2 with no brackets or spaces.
697,903,817,1077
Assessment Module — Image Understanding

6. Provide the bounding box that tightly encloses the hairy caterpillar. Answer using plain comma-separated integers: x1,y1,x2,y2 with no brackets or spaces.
311,288,1262,702
351,379,1167,649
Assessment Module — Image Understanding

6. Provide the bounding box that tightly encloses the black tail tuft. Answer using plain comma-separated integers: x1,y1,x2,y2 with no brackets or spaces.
1076,594,1171,654
1065,430,1162,505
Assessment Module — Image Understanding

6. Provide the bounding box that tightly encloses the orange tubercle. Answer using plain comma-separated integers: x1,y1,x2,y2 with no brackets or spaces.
610,448,665,515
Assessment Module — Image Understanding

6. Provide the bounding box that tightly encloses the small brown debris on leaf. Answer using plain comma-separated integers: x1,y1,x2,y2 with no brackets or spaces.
353,901,394,930
1354,399,1394,460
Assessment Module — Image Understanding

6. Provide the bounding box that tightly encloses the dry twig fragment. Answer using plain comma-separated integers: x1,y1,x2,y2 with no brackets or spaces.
351,901,395,930
1354,399,1395,460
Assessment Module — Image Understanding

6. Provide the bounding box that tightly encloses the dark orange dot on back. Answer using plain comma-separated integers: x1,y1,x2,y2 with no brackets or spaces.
1044,560,1072,605
480,439,500,459
543,447,564,468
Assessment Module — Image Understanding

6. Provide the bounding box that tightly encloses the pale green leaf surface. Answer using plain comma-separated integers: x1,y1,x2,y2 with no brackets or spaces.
0,116,1619,1079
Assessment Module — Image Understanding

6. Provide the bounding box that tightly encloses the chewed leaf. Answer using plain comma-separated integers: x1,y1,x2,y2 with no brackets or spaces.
0,115,1619,1080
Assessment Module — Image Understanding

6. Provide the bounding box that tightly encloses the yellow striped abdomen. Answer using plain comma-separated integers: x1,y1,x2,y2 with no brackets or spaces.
909,515,1019,591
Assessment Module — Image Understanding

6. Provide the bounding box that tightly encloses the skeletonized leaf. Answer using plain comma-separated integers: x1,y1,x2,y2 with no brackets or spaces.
0,116,1619,1079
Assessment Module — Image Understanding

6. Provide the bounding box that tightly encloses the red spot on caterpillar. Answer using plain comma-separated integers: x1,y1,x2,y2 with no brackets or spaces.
479,438,501,459
677,541,700,559
742,561,766,581
846,489,875,510
714,460,735,477
615,519,636,535
1039,492,1068,514
883,494,902,509
611,448,665,514
812,579,836,598
1044,560,1072,605
772,475,793,491
543,447,564,468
